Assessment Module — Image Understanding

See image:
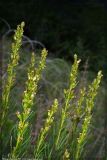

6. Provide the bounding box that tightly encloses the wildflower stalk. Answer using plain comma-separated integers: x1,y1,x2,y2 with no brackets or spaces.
11,49,47,158
34,99,58,159
55,55,81,148
70,88,86,157
1,22,24,126
75,71,102,159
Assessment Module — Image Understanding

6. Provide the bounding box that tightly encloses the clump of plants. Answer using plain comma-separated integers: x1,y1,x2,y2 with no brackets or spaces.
1,23,103,159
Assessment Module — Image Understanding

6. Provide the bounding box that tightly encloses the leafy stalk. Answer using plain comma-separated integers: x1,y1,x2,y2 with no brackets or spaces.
70,88,86,157
34,99,58,159
11,49,47,158
2,22,24,126
75,71,102,159
55,55,81,149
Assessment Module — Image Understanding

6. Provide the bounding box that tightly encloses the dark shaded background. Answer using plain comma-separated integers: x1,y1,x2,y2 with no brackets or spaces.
0,0,107,78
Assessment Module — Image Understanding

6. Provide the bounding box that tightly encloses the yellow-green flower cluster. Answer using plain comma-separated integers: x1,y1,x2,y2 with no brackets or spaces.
22,49,47,110
75,71,102,160
2,22,24,125
64,54,81,110
63,149,70,160
11,49,47,158
34,99,58,158
76,88,86,117
86,71,103,114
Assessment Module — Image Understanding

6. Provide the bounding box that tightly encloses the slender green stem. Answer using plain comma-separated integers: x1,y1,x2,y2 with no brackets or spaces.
55,55,80,149
2,22,24,127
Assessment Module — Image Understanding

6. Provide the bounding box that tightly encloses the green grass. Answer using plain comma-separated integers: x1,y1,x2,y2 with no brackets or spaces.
1,22,106,159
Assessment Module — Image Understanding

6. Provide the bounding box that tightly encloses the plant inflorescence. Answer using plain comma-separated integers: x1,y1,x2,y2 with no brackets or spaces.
1,22,103,159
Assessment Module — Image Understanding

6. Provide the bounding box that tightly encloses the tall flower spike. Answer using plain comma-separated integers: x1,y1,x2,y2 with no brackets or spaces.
11,49,47,158
75,71,102,160
34,99,58,159
2,22,24,126
55,54,81,148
